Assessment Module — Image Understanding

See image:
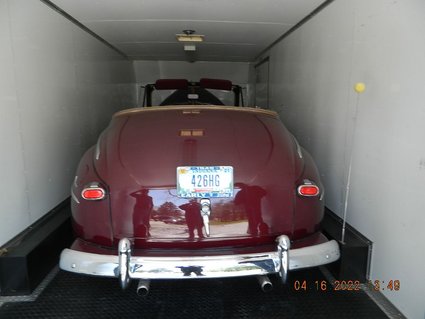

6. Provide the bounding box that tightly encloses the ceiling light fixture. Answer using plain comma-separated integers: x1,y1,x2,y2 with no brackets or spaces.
176,30,204,42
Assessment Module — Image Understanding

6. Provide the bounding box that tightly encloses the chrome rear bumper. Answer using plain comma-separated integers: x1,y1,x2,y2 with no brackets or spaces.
60,235,340,288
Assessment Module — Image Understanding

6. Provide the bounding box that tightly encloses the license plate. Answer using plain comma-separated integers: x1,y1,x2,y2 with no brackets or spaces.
177,166,233,198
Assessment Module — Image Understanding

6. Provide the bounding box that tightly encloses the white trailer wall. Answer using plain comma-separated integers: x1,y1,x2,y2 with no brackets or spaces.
259,0,425,318
0,0,136,246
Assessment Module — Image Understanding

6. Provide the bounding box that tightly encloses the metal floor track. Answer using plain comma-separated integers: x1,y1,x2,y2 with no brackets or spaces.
0,267,390,319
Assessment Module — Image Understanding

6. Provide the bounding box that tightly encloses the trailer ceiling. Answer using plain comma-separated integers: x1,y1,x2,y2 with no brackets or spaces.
49,0,328,62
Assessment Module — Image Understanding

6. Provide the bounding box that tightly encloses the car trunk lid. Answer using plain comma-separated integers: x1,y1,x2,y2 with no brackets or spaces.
96,106,296,248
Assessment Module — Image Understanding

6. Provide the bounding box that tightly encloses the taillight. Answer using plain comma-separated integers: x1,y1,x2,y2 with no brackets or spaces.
297,181,320,197
81,184,106,200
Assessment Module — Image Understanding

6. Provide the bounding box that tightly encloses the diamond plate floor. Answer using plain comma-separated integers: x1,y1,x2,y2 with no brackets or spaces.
0,268,389,319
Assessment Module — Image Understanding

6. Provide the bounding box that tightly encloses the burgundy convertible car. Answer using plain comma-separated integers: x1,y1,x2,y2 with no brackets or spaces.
60,78,339,295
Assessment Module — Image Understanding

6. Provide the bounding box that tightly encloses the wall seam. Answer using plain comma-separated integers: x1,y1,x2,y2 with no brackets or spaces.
39,0,130,60
255,0,336,61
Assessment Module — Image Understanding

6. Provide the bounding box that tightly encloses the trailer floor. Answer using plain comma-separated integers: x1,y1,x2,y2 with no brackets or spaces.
0,267,391,319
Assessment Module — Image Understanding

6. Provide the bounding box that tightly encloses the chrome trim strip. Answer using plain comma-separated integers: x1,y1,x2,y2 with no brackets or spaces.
95,140,100,161
319,189,325,201
59,239,340,280
95,131,105,161
113,106,278,119
292,136,303,159
71,189,80,204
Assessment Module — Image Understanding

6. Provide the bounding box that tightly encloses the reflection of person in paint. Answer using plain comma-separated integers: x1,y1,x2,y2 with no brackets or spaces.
179,199,204,239
234,183,268,235
130,189,153,237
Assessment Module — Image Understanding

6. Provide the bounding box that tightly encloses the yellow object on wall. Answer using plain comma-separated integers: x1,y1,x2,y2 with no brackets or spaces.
354,82,366,93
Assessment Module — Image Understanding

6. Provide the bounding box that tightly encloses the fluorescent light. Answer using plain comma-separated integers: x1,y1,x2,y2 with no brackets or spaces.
176,34,204,42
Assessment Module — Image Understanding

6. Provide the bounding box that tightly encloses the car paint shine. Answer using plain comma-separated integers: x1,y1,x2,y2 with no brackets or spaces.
71,106,324,250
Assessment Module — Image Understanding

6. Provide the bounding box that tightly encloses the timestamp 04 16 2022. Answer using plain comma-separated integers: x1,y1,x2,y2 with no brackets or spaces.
293,279,401,292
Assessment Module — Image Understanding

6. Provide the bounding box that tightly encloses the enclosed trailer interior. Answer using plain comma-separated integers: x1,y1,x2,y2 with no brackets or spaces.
1,1,424,318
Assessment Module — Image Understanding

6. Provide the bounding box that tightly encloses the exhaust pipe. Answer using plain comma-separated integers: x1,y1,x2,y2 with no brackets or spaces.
257,275,273,292
136,279,150,297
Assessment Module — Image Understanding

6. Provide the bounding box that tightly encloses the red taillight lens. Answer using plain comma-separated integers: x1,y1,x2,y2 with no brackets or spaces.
297,184,320,197
81,187,106,200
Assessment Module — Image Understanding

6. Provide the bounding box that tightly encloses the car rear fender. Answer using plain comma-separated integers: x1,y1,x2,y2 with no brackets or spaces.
292,148,324,239
71,146,114,246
